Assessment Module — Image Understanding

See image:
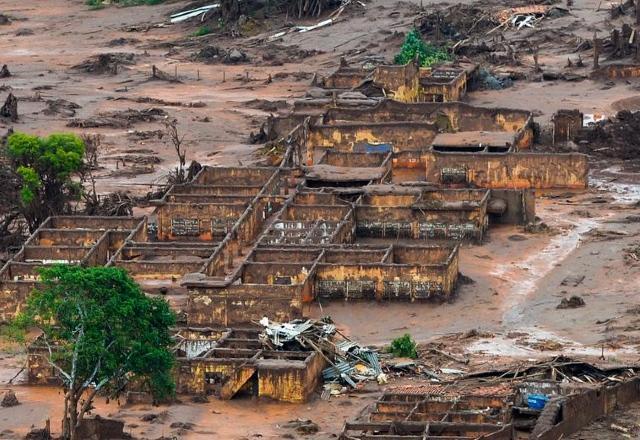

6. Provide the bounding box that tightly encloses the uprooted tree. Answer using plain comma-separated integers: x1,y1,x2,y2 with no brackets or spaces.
7,132,85,231
13,265,176,440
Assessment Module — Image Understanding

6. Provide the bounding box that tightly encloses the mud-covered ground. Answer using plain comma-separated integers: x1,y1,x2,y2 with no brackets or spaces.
1,0,640,439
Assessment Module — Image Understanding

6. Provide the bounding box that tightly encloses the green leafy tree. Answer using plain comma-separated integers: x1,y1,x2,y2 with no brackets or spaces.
7,132,85,231
389,333,418,358
14,266,175,440
394,28,451,67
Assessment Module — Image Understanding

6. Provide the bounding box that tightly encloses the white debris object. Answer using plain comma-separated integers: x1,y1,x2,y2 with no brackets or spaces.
170,4,220,24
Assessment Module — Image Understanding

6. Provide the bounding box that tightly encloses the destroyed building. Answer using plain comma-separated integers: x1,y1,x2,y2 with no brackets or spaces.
320,58,477,103
5,59,591,404
339,358,640,440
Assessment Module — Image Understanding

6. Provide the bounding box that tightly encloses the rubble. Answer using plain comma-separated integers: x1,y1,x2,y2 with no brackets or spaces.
4,0,640,438
67,107,168,128
282,419,320,435
341,357,640,440
192,46,249,64
42,99,81,117
261,44,323,66
112,96,206,108
625,243,640,264
84,192,134,217
557,295,586,309
72,52,136,75
259,317,383,389
107,37,139,47
583,110,640,160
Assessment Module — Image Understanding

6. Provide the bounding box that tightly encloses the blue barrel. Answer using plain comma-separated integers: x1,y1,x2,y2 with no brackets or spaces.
527,394,549,410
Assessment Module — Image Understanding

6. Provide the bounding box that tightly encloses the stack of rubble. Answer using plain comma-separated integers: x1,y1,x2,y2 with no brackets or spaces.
259,317,384,390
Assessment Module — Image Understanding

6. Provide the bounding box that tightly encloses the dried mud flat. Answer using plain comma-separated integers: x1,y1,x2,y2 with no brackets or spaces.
1,0,640,439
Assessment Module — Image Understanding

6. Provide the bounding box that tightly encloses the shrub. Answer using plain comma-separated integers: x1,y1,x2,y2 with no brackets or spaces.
192,26,213,37
389,333,418,358
394,28,451,67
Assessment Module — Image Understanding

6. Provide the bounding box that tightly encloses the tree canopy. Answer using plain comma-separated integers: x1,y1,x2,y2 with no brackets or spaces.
15,265,175,440
7,132,85,231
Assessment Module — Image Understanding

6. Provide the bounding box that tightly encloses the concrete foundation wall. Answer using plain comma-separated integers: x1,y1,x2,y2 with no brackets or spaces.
306,122,438,153
355,206,486,241
156,203,247,241
315,245,458,301
195,166,275,186
422,152,588,190
187,283,305,326
534,378,640,439
591,63,640,79
373,63,420,92
175,352,324,402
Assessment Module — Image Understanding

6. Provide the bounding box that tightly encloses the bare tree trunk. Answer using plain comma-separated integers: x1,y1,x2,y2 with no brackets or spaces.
67,391,79,440
62,391,70,439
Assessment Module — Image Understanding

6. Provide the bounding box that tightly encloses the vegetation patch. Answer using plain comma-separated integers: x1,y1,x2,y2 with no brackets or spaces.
191,26,214,37
394,28,451,67
389,333,418,358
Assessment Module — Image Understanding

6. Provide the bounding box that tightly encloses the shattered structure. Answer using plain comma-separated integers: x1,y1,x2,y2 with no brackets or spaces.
0,157,469,325
340,358,640,440
5,59,591,404
320,59,476,103
173,327,325,402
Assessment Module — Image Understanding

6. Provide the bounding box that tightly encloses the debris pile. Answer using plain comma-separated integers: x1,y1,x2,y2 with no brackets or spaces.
72,53,136,75
494,5,563,31
112,96,206,108
418,4,498,41
85,192,134,217
584,110,640,160
466,356,637,385
0,64,10,78
261,44,323,66
476,67,513,90
282,419,320,435
192,46,249,64
557,295,586,309
259,317,384,390
67,108,167,128
42,99,81,117
624,243,640,264
107,37,139,47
